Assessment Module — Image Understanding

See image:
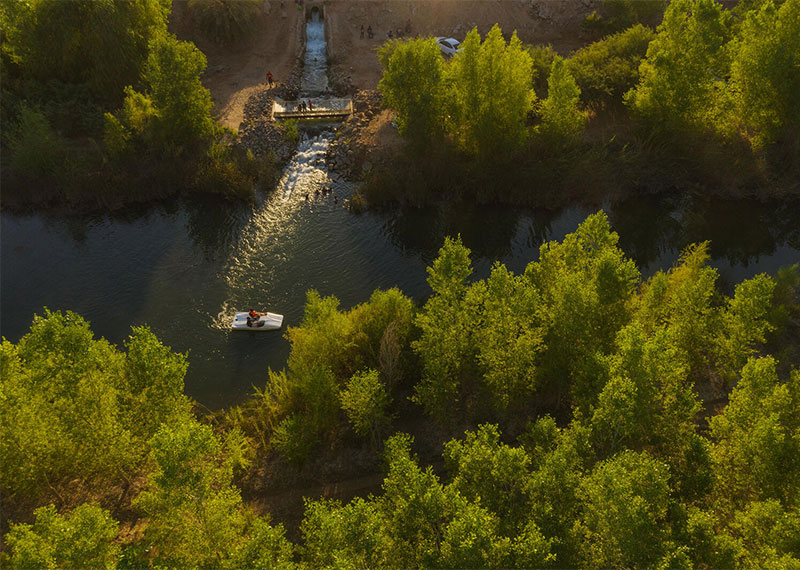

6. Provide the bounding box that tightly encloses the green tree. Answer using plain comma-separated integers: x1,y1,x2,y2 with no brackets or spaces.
0,310,133,501
725,0,800,147
412,235,480,420
133,420,253,568
626,0,728,131
574,450,673,569
727,499,800,568
474,263,544,413
301,497,392,569
120,325,192,445
527,422,593,566
589,323,700,461
0,310,192,503
378,38,445,151
224,517,298,570
525,212,639,413
6,503,120,570
109,32,213,154
710,357,800,514
339,369,391,448
445,25,535,162
633,243,775,387
526,44,557,99
2,0,169,105
142,32,214,148
379,434,520,568
535,56,587,145
444,424,535,536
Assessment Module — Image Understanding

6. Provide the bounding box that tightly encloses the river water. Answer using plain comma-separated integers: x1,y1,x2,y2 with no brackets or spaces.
2,16,798,409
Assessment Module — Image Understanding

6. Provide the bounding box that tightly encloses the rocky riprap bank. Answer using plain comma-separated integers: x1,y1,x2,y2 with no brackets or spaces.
237,84,299,163
325,90,383,179
237,10,306,163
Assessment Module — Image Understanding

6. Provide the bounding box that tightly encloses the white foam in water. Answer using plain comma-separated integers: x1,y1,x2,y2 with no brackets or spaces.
278,132,333,200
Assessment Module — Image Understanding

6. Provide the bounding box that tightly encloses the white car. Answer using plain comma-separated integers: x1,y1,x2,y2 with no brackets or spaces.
436,37,461,56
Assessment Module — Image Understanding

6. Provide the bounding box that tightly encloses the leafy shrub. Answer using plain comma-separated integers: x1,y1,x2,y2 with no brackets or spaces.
567,24,655,107
279,118,300,146
583,0,666,37
188,0,262,46
191,139,256,200
6,504,120,569
7,104,64,176
339,369,391,447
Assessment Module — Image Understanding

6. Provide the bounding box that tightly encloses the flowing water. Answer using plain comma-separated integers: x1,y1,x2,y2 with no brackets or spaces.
300,11,329,96
2,195,798,408
2,15,799,409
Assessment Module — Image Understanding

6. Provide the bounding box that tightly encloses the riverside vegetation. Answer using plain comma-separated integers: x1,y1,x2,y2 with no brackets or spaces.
2,212,800,568
3,0,798,212
363,0,800,206
0,0,277,211
2,0,799,567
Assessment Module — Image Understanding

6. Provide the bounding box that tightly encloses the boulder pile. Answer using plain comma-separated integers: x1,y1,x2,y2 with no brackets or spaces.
325,89,383,179
238,86,297,162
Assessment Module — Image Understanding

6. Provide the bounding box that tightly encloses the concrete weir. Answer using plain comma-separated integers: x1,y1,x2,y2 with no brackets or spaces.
274,2,351,121
272,97,353,120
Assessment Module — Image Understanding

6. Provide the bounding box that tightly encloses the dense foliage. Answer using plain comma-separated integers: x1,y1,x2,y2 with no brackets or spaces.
1,0,274,209
0,0,170,108
379,25,535,165
187,0,262,47
4,213,797,568
372,0,799,206
0,310,191,503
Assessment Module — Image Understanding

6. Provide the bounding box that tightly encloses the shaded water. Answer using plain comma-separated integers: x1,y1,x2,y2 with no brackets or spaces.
2,194,798,408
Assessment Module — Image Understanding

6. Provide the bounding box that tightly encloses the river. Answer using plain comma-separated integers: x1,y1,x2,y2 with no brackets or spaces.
2,14,798,410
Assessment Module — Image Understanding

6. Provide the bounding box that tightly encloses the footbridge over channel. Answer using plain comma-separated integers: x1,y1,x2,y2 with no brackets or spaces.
272,97,353,120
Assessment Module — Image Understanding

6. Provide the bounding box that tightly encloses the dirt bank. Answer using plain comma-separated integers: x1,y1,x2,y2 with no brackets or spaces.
175,0,596,133
170,0,303,132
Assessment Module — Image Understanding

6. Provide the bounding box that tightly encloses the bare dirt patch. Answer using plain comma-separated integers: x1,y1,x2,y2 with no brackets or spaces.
170,0,302,132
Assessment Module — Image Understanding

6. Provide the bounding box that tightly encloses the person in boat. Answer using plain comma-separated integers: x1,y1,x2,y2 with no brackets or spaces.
247,309,264,327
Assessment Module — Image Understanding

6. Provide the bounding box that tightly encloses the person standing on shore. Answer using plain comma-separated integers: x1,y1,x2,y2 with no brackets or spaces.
266,71,274,87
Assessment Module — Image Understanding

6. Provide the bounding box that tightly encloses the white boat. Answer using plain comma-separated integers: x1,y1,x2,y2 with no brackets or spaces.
231,312,284,331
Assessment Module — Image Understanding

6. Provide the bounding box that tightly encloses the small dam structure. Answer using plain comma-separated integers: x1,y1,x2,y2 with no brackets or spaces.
273,3,351,122
272,97,353,120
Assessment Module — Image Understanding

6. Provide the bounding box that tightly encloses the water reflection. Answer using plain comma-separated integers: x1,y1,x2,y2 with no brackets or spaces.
379,195,800,280
609,194,682,268
380,202,524,264
183,196,247,261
